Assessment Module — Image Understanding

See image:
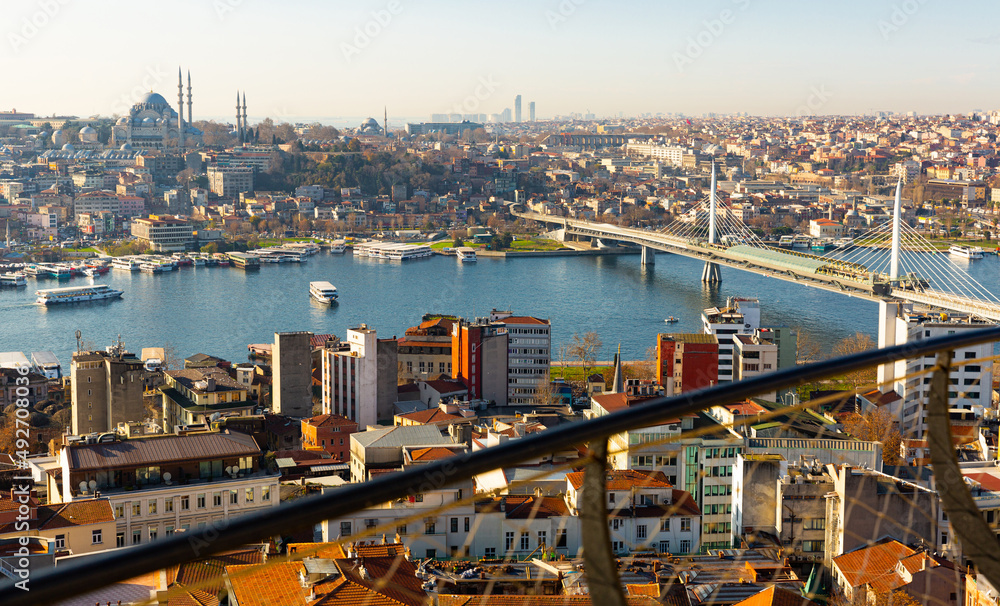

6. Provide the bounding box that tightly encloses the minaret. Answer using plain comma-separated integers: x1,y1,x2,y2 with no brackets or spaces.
241,92,248,144
177,68,185,149
186,70,193,128
610,344,624,394
236,92,243,143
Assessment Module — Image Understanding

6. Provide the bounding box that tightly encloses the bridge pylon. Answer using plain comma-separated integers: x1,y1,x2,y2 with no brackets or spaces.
641,246,655,265
702,261,721,283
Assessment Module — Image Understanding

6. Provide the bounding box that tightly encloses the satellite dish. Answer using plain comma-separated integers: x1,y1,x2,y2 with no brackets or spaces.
226,466,234,475
162,472,172,483
88,480,97,490
79,481,88,493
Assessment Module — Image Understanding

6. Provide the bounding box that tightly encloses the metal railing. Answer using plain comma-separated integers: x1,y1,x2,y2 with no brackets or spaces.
5,326,1000,605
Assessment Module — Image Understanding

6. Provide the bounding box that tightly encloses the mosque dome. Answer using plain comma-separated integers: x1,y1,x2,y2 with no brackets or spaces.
51,130,66,146
142,117,154,125
61,143,75,152
120,143,133,151
116,116,129,125
79,126,98,143
140,92,169,107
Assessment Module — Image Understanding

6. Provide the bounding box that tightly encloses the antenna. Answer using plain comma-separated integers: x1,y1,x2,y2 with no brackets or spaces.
75,330,82,353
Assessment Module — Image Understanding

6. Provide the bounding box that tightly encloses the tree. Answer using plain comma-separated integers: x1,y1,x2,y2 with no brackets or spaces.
568,332,603,383
531,374,557,407
795,328,823,364
832,332,876,390
840,408,904,465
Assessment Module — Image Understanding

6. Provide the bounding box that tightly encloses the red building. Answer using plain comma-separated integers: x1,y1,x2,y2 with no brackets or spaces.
655,333,719,394
301,414,358,462
451,319,508,406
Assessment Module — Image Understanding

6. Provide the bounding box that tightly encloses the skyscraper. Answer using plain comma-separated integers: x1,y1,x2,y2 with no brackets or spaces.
514,95,522,122
529,101,536,122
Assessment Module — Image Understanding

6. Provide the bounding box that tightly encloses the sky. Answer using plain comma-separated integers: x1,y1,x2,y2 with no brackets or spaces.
4,0,1000,123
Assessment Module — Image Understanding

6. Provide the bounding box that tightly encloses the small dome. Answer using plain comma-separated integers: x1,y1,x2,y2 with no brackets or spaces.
142,117,154,125
61,143,75,151
116,116,129,125
120,143,132,151
79,126,98,143
51,130,66,146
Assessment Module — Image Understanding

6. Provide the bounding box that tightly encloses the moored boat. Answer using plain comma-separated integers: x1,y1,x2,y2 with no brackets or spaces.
309,281,338,304
36,284,123,305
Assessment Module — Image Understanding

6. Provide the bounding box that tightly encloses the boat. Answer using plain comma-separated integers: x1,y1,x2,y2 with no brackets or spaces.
330,240,347,254
49,264,72,279
949,245,983,259
811,239,833,252
140,262,165,273
36,284,123,305
455,247,478,263
791,235,812,250
0,273,27,287
22,264,44,277
353,241,433,260
777,236,794,248
82,267,98,278
112,257,142,272
832,237,854,250
213,253,230,266
664,316,679,323
309,281,339,304
192,256,206,266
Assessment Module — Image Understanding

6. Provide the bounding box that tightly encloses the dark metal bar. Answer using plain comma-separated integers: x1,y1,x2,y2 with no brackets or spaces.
5,326,1000,605
927,350,1000,589
580,439,627,606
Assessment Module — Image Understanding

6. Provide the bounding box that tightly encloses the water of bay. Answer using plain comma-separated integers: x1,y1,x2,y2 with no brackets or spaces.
2,249,998,369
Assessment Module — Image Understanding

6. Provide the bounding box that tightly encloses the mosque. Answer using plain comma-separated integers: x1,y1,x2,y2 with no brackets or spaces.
110,68,202,150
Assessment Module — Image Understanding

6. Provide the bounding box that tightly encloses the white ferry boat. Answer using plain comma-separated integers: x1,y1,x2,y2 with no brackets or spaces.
112,257,142,272
353,241,433,260
0,273,26,287
309,281,339,304
949,244,984,259
36,284,123,305
456,247,478,262
330,240,347,254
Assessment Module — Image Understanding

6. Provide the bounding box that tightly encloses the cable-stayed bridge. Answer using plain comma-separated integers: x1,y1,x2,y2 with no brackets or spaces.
514,169,1000,322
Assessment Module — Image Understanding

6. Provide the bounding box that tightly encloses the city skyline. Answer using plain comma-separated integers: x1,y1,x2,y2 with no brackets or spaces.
5,0,1000,121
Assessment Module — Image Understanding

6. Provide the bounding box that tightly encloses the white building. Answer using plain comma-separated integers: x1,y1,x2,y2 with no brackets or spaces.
321,326,381,428
491,311,551,405
733,332,780,401
207,165,254,198
130,215,194,252
877,301,994,438
702,297,761,384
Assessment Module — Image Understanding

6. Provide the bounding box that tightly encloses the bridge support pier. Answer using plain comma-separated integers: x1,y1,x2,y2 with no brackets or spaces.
641,246,655,266
701,261,721,283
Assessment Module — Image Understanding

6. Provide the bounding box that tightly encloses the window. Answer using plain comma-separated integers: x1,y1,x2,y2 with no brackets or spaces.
132,529,141,545
681,518,691,532
132,501,141,517
245,488,254,503
213,492,222,507
165,498,174,513
425,549,436,559
802,540,825,553
340,522,352,537
804,518,825,530
230,490,238,505
505,532,515,551
484,547,497,559
537,531,547,547
165,525,174,536
941,532,948,545
197,494,206,509
149,527,158,541
520,532,530,550
262,486,271,502
365,518,378,530
451,518,459,533
610,519,621,531
609,493,615,504
464,517,470,532
636,525,647,539
148,499,157,515
425,521,436,535
680,540,691,553
114,504,124,519
659,541,670,553
557,529,567,548
116,532,125,547
180,496,190,511
661,519,670,532
55,534,65,550
612,541,624,552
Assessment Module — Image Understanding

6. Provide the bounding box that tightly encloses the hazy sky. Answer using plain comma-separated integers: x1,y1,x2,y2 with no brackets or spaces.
5,0,1000,122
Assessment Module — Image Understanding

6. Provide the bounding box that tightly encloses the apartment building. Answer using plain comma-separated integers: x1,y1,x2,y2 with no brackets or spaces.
130,215,194,252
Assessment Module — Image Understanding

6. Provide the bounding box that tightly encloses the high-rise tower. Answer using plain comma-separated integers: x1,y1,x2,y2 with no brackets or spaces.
514,94,522,123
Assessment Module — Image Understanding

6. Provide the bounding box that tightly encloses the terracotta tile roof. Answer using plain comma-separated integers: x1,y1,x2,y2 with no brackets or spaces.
329,555,427,606
439,596,659,605
288,542,347,559
168,548,264,598
226,561,308,606
355,543,406,558
397,408,463,424
303,414,357,430
495,316,549,325
68,430,260,471
832,540,917,589
421,379,468,394
965,472,1000,492
627,583,661,597
408,446,461,462
591,392,662,414
37,498,114,530
724,401,768,415
504,496,568,519
566,469,673,491
732,586,819,606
